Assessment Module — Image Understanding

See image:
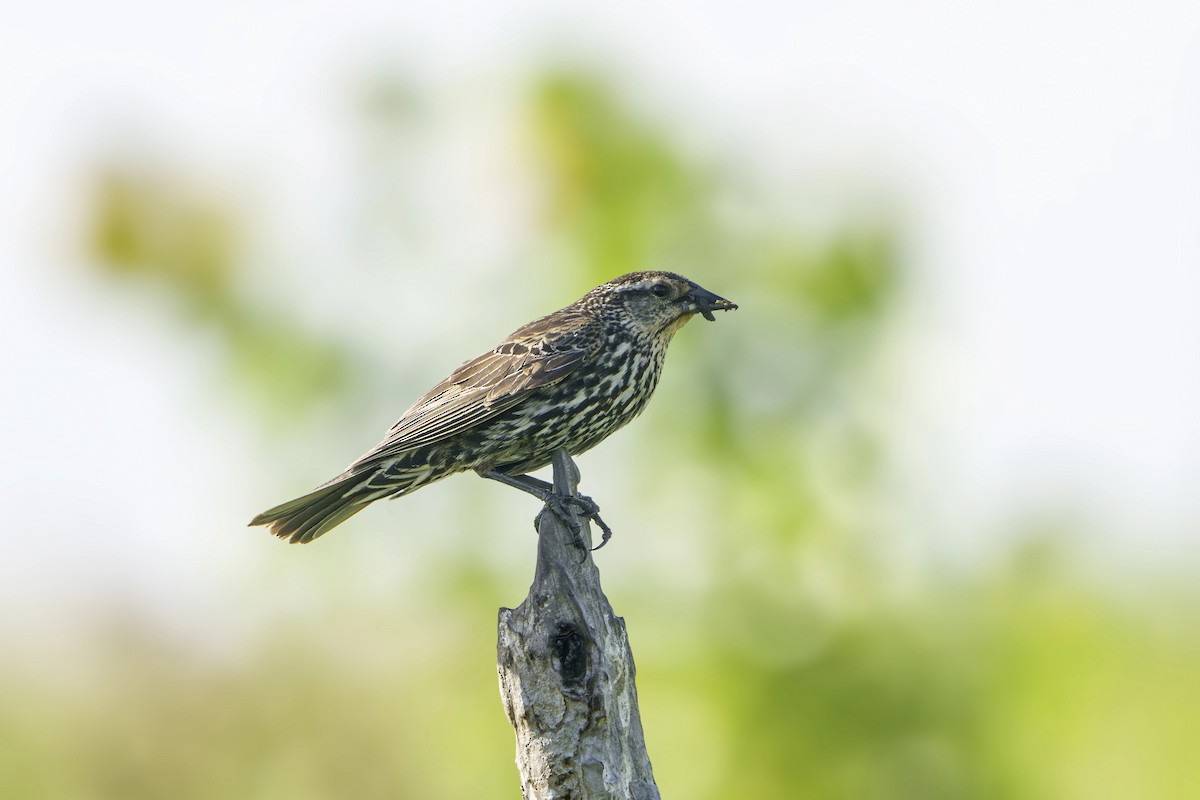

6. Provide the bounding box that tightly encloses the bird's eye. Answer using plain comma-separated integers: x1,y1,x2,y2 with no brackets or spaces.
650,283,671,298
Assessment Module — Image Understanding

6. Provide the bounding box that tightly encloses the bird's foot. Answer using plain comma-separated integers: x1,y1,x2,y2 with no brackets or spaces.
479,467,613,552
542,492,614,552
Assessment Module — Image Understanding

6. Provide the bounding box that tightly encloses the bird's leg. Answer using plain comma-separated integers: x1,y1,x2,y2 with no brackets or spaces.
478,470,614,551
480,470,591,555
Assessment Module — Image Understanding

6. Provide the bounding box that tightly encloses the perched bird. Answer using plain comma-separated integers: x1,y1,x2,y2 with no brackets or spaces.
250,271,737,544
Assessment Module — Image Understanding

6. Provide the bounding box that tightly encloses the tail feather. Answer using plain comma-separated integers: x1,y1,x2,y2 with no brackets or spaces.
250,476,370,544
251,452,450,543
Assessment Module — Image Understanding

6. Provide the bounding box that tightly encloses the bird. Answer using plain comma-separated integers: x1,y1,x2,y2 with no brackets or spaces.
250,271,737,544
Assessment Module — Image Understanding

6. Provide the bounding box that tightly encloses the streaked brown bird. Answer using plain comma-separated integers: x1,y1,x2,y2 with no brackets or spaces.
251,271,737,544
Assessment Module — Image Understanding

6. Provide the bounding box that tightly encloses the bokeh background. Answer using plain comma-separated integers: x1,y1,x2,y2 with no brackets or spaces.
4,2,1200,798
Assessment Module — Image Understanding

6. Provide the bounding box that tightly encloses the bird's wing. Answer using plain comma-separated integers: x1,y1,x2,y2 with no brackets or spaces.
344,311,600,472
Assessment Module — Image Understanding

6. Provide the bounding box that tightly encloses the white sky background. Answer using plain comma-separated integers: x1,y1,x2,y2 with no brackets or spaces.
2,0,1199,639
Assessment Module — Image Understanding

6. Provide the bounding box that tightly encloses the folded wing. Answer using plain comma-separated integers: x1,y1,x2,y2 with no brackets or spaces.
336,311,600,477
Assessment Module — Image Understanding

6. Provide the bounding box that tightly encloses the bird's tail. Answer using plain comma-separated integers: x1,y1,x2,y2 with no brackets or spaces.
250,472,375,544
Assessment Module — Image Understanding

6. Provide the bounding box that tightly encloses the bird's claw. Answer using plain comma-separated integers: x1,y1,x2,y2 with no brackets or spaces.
567,494,614,551
542,492,614,553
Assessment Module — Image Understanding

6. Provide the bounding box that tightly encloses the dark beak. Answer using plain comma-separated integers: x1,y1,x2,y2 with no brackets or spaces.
686,285,738,322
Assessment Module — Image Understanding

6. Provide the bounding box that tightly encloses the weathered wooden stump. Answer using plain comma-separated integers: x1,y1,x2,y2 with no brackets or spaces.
496,450,659,800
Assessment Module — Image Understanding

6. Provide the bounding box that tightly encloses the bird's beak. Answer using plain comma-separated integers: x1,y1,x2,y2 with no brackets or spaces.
685,286,738,322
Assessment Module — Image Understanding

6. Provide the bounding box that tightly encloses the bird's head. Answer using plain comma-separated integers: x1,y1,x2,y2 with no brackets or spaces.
588,271,738,340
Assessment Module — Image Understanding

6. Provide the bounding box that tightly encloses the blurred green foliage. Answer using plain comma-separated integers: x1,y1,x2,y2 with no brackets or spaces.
88,167,353,424
530,72,710,279
8,67,1198,800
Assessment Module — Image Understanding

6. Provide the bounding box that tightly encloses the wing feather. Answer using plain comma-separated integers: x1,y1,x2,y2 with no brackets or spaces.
340,311,599,475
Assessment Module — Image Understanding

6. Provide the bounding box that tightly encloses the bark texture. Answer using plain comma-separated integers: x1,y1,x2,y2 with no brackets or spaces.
497,450,659,800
